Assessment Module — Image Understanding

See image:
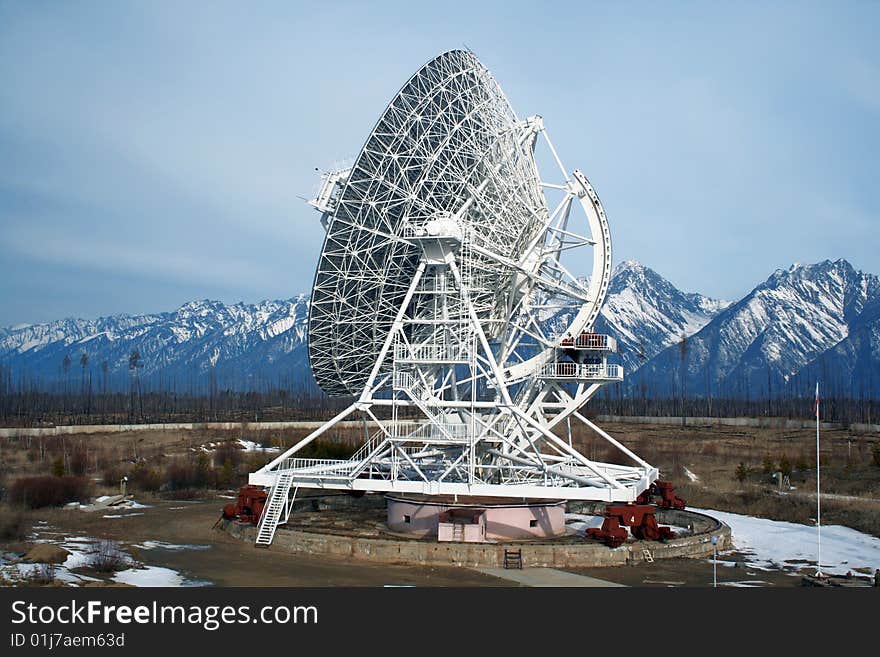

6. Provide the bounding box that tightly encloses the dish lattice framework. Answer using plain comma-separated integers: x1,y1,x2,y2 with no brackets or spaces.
250,50,657,546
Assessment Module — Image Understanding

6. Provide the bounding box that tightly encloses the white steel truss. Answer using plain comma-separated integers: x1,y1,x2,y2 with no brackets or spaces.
250,50,656,543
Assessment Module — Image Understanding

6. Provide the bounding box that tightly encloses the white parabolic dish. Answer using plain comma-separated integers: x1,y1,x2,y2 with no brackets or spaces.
309,49,549,396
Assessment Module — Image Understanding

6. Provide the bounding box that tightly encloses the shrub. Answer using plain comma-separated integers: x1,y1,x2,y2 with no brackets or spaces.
88,540,130,573
299,440,356,460
779,455,793,478
28,563,57,585
69,445,89,476
165,455,211,490
214,443,242,468
761,455,775,474
8,475,91,509
873,443,880,468
217,459,235,488
101,465,126,488
247,452,273,471
735,462,748,483
51,457,65,477
130,462,161,492
0,511,27,540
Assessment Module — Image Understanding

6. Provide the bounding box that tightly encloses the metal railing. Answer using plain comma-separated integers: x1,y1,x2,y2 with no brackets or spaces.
280,458,359,478
350,429,387,462
394,343,468,362
558,332,617,352
392,421,471,442
539,362,623,380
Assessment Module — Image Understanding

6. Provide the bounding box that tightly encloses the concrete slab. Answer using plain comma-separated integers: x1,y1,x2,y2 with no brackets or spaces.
475,567,626,587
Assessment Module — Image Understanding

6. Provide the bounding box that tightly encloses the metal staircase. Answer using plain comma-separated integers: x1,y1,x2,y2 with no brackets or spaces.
393,371,461,442
255,471,295,547
350,428,387,462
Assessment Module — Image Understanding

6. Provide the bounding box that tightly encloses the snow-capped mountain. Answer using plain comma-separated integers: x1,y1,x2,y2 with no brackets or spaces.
792,291,880,398
2,258,876,398
640,259,880,397
0,297,311,391
593,260,730,372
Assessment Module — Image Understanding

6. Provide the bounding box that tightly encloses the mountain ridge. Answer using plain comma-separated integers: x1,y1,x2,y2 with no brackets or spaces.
640,258,880,397
1,259,877,398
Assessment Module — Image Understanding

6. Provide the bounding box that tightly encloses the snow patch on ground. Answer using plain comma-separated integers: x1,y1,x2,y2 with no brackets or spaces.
113,566,210,587
1,536,125,586
195,439,280,453
75,497,152,512
112,566,186,587
683,467,699,482
237,439,280,452
1,533,211,588
132,540,211,551
696,508,880,575
719,580,770,588
564,513,605,535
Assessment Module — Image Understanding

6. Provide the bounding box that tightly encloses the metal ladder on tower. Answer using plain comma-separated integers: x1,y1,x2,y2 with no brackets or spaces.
394,371,455,440
255,471,295,547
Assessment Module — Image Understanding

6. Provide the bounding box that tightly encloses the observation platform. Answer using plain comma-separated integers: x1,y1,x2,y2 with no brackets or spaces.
559,332,618,352
539,362,623,381
250,454,655,502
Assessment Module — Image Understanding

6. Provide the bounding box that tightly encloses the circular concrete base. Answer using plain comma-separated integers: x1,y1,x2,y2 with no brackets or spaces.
220,494,731,569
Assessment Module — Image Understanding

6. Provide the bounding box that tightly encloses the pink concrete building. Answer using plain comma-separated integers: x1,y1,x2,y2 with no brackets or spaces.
386,495,566,541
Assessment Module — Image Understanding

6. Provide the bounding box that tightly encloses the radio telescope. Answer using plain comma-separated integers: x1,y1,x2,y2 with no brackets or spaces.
250,49,658,546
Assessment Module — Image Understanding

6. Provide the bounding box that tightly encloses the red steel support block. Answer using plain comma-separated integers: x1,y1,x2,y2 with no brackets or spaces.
585,503,678,547
224,485,267,525
636,480,686,510
586,516,628,548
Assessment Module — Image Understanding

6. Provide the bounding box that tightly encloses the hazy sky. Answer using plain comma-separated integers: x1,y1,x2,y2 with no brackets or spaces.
1,1,878,326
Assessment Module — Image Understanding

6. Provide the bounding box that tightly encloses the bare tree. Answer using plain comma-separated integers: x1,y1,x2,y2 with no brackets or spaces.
62,353,71,377
128,349,141,422
678,333,688,427
101,360,109,417
637,340,647,415
62,353,72,415
79,352,88,414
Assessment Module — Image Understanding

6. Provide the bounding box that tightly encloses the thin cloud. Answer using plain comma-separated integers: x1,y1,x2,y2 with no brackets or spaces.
0,217,277,292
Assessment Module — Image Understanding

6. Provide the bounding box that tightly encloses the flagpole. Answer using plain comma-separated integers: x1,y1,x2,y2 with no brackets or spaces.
815,381,822,577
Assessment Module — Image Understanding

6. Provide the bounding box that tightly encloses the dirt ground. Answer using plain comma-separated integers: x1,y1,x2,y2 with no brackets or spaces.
1,421,879,587
4,494,509,587
569,554,803,588
5,495,807,588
